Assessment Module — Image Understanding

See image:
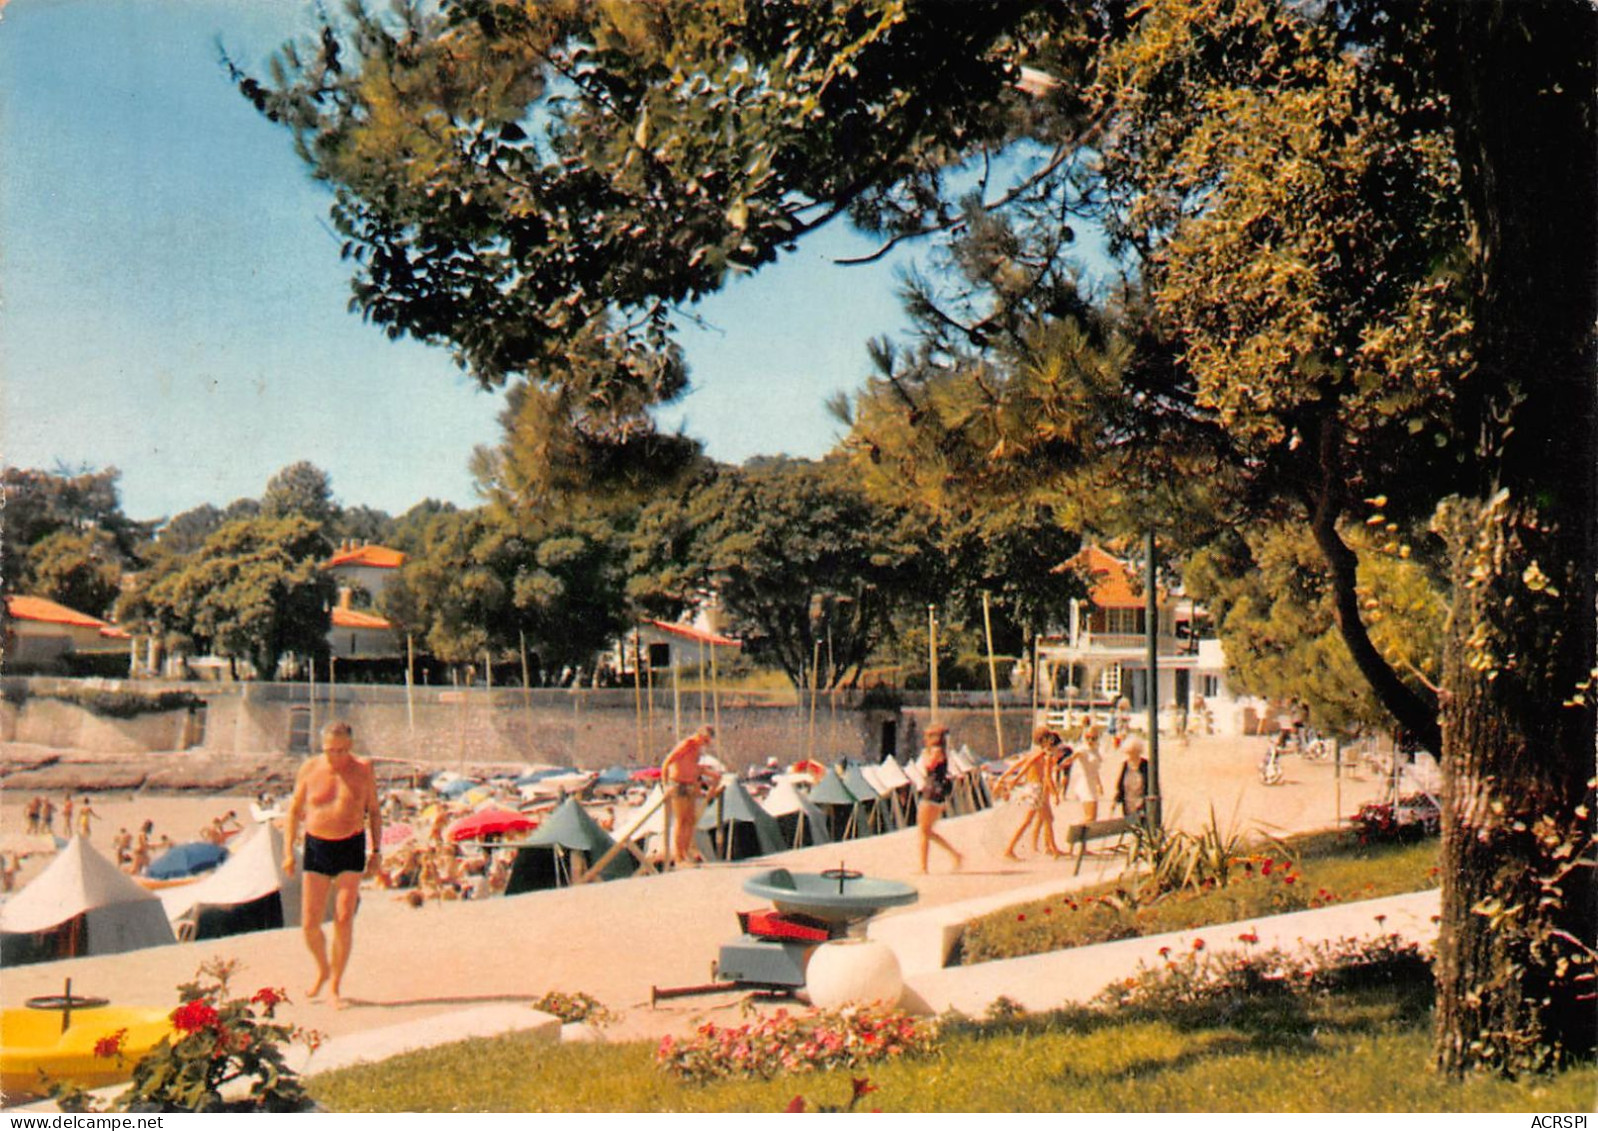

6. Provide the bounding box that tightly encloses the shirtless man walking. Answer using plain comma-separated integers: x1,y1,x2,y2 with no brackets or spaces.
282,721,381,1008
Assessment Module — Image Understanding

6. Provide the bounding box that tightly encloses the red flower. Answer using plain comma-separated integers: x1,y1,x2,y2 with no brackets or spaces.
1043,907,1053,915
93,1029,128,1060
252,986,287,1009
1192,938,1206,951
852,1077,878,1100
1016,914,1027,922
171,999,220,1034
1238,931,1259,945
786,1096,807,1113
1261,859,1273,876
1283,874,1297,885
1157,946,1171,959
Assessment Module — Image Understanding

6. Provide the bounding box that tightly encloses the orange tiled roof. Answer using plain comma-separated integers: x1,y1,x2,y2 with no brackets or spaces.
331,607,393,631
325,544,406,570
645,618,741,648
6,594,115,631
1065,546,1166,610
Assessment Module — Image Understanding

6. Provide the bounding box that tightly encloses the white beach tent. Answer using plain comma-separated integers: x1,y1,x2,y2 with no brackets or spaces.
760,778,833,849
159,824,302,941
0,837,176,963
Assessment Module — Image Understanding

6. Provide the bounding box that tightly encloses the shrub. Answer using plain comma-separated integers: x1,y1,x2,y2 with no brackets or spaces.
38,685,204,720
1351,794,1440,844
530,991,617,1027
1093,932,1435,1014
58,959,321,1113
655,1004,937,1084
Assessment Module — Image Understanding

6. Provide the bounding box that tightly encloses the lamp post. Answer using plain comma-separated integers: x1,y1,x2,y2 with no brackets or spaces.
1144,528,1162,829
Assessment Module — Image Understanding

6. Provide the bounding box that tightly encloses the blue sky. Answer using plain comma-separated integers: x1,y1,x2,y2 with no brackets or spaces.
0,0,918,522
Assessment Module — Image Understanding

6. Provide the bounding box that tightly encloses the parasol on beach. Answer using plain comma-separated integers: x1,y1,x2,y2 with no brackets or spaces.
146,841,228,881
629,767,662,782
446,808,537,843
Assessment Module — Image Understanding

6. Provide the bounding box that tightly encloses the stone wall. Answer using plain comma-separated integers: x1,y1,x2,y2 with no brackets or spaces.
3,678,1039,773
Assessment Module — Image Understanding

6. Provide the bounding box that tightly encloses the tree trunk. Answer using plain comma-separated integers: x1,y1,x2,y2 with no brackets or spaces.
1425,0,1598,1076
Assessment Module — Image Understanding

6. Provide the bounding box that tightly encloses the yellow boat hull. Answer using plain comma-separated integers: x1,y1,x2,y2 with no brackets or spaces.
0,1007,174,1099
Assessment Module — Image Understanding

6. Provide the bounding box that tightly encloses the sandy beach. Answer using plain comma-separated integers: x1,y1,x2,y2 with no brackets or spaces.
1,735,1395,1054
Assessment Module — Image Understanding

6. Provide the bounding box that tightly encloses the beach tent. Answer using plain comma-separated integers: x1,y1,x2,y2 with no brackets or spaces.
613,785,667,852
159,824,302,941
842,764,894,836
806,769,864,841
873,756,916,826
946,746,992,815
0,838,176,966
505,798,635,893
760,778,833,849
695,778,786,861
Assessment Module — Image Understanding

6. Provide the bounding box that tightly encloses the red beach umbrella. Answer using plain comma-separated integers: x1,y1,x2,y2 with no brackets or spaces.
629,766,663,782
447,807,537,843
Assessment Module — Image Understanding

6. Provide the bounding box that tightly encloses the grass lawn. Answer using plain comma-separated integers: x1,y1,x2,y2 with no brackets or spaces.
305,984,1595,1112
960,831,1440,965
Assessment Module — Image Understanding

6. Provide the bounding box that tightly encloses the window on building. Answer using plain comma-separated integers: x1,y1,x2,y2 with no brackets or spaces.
1200,674,1221,699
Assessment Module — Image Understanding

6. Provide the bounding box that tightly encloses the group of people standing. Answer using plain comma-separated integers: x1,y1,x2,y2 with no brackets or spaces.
22,794,98,839
936,720,1152,865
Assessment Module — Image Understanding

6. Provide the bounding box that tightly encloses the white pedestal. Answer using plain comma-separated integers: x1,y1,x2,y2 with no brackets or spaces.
805,938,904,1009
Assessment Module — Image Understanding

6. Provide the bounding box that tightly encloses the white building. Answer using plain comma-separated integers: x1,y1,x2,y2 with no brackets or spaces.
1035,546,1250,737
323,543,405,660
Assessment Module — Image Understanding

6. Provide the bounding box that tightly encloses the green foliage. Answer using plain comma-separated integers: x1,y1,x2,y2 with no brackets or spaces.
18,529,124,619
1185,522,1447,733
379,504,630,677
629,458,928,688
529,991,617,1028
35,686,204,720
260,461,337,527
655,1005,937,1084
959,834,1439,966
120,513,334,678
58,960,317,1114
303,986,1597,1113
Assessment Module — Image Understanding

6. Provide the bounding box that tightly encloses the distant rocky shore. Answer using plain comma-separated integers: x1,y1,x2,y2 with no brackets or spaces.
0,743,305,795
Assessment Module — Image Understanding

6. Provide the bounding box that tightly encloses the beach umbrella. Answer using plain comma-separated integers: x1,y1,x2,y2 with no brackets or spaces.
595,766,634,786
462,786,495,806
381,823,417,850
437,778,477,799
447,808,537,843
629,766,662,782
147,842,229,881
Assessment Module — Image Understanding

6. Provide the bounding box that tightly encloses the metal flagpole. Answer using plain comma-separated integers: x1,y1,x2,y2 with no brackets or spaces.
928,606,940,726
1145,528,1162,829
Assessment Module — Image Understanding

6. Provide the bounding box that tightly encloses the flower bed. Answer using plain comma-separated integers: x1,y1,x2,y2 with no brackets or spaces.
655,1005,936,1084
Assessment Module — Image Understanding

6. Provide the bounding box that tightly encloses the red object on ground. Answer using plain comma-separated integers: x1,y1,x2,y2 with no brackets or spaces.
630,767,663,781
789,759,826,781
737,909,831,943
446,807,537,842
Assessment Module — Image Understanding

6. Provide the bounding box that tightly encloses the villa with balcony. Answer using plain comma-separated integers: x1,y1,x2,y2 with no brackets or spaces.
1036,546,1251,736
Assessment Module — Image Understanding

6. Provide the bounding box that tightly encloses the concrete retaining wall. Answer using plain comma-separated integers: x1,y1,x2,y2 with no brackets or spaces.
2,678,1039,773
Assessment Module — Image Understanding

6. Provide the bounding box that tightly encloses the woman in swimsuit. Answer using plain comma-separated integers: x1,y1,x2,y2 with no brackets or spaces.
915,725,964,874
996,726,1065,860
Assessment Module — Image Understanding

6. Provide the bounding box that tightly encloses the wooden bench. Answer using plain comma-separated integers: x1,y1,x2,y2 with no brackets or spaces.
1064,817,1133,875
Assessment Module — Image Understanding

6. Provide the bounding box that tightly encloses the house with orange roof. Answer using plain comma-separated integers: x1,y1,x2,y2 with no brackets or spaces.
323,542,406,660
1034,546,1247,736
3,594,131,672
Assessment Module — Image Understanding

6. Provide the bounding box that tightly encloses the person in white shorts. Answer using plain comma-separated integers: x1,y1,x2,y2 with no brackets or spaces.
1068,723,1105,821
